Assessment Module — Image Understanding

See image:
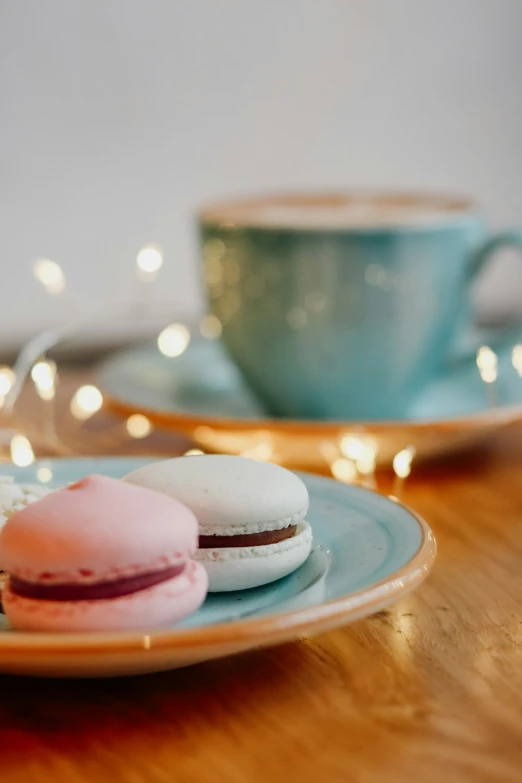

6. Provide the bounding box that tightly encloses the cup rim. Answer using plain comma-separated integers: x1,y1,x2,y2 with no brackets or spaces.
198,190,481,233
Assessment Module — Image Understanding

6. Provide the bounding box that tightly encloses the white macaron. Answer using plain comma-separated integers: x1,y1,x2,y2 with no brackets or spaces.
123,455,312,592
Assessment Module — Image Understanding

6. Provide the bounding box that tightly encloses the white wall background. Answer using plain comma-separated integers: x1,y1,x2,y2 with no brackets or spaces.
1,0,522,347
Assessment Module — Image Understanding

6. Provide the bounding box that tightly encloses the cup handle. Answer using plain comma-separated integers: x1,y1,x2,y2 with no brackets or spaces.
453,229,522,362
469,230,522,280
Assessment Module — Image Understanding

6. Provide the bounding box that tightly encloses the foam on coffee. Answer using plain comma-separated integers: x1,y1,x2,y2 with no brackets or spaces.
200,193,471,230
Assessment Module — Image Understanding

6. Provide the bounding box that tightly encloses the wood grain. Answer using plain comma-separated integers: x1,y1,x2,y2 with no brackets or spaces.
1,371,522,782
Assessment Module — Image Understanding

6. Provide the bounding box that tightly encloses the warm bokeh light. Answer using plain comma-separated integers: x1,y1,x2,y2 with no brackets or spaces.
70,385,103,420
476,346,498,384
199,313,222,340
32,259,66,295
126,414,153,439
240,442,273,462
184,448,204,456
10,435,35,467
0,366,15,397
37,385,56,401
340,435,364,460
31,360,57,400
36,466,53,483
157,324,190,357
331,458,357,483
31,360,56,388
393,446,416,479
136,245,163,281
339,435,378,476
339,435,376,461
512,344,522,377
356,451,377,476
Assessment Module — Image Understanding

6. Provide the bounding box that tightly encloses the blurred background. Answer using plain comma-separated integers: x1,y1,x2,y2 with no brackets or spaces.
1,0,522,352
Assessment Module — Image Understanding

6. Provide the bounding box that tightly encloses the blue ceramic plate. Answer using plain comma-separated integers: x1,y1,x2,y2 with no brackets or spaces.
0,457,436,677
98,339,522,468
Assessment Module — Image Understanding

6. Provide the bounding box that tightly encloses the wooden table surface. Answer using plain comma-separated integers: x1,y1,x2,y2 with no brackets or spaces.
1,372,522,783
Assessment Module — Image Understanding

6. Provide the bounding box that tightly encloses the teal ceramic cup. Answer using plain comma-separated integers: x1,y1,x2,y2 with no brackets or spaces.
198,193,522,420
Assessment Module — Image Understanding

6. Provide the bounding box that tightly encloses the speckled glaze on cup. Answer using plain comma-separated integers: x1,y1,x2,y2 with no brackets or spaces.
199,192,522,420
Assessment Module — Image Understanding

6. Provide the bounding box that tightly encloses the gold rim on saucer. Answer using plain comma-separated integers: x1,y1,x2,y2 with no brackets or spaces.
102,390,522,471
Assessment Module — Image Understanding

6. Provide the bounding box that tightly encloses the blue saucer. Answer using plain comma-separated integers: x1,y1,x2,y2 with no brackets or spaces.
96,337,522,468
98,336,522,423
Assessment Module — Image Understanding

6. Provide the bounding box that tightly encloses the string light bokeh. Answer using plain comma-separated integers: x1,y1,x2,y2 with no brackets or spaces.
10,435,35,467
512,344,522,377
157,324,191,358
31,360,57,401
136,245,164,282
0,367,15,408
32,259,66,295
70,385,104,421
126,414,153,439
476,346,498,384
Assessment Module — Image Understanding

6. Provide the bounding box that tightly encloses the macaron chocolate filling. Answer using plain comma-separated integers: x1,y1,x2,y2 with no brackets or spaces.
199,524,297,549
9,562,186,602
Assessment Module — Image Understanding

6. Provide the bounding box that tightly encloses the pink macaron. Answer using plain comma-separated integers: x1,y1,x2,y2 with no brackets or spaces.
0,474,208,632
